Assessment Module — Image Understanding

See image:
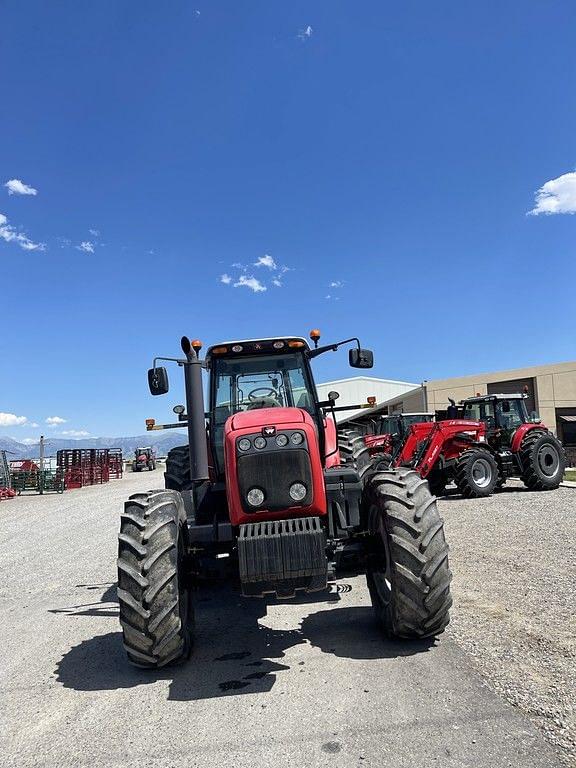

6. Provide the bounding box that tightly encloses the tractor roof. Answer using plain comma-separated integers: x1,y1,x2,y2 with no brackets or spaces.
387,412,434,418
205,337,310,360
462,393,526,404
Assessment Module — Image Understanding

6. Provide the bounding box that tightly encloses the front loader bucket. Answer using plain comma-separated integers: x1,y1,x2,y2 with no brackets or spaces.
238,517,327,598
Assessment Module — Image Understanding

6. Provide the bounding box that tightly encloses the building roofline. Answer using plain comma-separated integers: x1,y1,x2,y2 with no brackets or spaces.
426,360,576,387
318,376,419,387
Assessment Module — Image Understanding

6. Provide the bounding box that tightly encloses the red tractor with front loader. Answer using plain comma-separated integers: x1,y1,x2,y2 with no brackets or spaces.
117,331,452,667
362,412,435,459
390,393,565,498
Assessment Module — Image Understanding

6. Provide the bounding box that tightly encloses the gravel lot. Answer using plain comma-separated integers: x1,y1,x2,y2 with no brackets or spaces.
441,481,576,767
0,473,571,767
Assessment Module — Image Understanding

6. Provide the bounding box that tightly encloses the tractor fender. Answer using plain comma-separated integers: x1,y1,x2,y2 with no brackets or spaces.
511,424,547,453
323,417,340,468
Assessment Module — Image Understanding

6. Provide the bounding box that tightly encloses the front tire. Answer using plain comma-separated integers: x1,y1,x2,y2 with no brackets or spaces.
117,490,192,668
455,448,498,498
520,431,565,490
365,469,452,639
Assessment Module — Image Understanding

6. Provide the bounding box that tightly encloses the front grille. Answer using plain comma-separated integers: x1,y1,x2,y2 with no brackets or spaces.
237,448,313,512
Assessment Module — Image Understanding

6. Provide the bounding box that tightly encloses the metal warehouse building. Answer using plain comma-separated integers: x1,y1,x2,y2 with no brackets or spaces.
316,376,417,421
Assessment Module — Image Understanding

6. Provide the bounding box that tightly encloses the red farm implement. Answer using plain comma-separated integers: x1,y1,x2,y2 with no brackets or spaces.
0,450,16,501
57,449,111,489
108,449,124,479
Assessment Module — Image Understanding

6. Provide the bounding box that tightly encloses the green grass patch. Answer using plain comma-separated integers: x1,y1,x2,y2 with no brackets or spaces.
564,469,576,482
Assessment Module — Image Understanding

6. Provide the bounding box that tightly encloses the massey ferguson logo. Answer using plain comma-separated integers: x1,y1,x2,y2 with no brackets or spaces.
262,426,276,437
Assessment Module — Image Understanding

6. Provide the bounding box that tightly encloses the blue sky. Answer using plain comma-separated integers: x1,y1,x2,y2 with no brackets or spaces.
1,1,576,441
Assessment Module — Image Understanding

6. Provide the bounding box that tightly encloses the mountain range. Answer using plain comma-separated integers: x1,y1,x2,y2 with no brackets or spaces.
0,433,188,459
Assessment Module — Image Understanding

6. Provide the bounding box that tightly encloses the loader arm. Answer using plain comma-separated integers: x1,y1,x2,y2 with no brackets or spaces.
398,420,487,478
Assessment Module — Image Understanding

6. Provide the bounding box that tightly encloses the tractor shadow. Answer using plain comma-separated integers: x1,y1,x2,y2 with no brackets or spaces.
54,582,435,701
48,582,118,617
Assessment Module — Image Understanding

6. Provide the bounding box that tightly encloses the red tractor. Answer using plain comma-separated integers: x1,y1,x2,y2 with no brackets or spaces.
362,413,434,459
132,447,156,472
117,332,452,667
393,393,565,498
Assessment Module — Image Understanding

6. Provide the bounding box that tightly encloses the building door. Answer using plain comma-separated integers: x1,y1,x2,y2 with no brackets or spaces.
556,410,576,446
487,377,536,416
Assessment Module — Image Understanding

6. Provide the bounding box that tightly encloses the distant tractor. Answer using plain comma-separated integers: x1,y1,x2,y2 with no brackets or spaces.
132,447,156,472
117,332,452,667
393,393,565,497
363,413,434,459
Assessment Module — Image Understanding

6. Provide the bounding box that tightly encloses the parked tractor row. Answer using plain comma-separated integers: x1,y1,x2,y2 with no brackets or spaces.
355,395,566,498
117,331,453,668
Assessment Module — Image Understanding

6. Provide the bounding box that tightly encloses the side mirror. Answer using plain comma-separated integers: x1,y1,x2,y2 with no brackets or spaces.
349,348,374,369
327,391,340,402
148,366,169,396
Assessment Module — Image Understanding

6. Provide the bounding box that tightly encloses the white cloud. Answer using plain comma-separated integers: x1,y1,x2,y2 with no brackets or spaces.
529,171,576,215
76,241,95,253
60,429,90,437
272,278,282,287
254,254,277,270
325,294,332,300
0,213,45,251
4,178,38,196
29,422,39,428
329,280,344,288
234,275,267,293
46,416,66,425
89,229,100,237
0,412,28,426
220,273,232,285
298,25,313,40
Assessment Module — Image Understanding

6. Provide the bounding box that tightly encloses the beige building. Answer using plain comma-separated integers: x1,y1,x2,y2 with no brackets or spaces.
358,360,576,450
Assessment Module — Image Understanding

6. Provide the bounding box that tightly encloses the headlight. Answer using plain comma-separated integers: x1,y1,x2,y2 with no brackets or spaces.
247,487,265,507
275,433,288,447
254,436,266,449
290,432,304,445
238,438,251,451
289,482,307,502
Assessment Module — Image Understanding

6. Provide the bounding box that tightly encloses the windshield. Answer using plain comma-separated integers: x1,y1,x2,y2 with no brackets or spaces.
495,399,528,430
211,353,315,424
463,400,496,427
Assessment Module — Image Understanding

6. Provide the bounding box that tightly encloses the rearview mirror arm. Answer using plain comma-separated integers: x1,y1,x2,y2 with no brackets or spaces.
307,337,361,359
152,356,208,371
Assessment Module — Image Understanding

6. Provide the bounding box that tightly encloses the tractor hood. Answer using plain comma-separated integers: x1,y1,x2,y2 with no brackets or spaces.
228,407,308,431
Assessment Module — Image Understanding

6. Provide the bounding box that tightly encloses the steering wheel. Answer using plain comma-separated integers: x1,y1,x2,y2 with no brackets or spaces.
248,387,278,401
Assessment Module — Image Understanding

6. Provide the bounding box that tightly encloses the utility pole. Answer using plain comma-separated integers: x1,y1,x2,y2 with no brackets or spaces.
39,435,45,495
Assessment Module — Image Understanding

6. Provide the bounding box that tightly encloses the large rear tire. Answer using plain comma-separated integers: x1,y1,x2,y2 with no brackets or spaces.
455,447,498,498
520,431,565,490
337,429,372,484
165,445,191,491
117,489,192,668
365,468,452,638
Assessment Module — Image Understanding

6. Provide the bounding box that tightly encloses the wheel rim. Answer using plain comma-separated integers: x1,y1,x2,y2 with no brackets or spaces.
177,526,190,632
370,505,392,606
537,444,560,478
471,457,493,488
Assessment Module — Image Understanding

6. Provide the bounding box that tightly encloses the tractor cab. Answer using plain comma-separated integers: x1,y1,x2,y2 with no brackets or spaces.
366,412,435,457
461,394,532,446
205,337,320,474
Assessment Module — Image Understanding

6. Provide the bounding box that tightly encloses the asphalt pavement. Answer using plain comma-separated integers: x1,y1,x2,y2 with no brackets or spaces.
0,472,562,767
